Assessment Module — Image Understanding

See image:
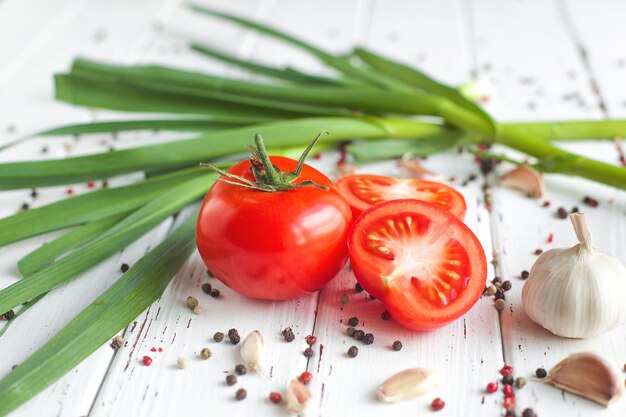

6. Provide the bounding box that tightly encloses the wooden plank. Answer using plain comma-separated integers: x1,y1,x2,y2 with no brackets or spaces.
469,0,626,416
310,1,502,416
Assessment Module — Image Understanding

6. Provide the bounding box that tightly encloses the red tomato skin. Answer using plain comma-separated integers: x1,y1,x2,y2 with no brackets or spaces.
196,156,352,300
348,199,487,331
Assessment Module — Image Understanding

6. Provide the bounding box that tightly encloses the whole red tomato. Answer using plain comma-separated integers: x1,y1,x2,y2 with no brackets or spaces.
196,155,352,300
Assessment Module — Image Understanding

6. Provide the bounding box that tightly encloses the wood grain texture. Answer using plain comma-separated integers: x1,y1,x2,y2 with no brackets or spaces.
0,0,625,416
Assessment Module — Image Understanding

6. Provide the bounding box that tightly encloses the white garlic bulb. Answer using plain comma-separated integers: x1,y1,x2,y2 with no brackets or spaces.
522,212,626,338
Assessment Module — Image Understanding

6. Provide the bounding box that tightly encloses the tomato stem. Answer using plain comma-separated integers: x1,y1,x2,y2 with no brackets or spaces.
200,132,330,192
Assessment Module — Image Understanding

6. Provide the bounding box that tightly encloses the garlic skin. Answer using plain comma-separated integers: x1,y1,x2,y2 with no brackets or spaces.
285,378,311,414
377,368,442,403
499,165,544,198
239,330,268,375
522,213,626,338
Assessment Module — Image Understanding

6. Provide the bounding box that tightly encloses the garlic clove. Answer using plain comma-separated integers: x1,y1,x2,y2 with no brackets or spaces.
239,330,268,376
285,378,311,414
377,368,442,403
397,154,441,181
542,352,623,407
499,165,544,198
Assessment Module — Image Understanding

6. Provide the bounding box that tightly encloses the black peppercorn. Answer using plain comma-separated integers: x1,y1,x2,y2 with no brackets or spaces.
346,327,355,337
535,367,547,378
362,333,374,345
502,281,512,291
492,277,502,285
571,206,579,213
235,388,247,400
347,346,358,358
226,374,238,386
521,270,530,279
494,288,506,300
303,347,314,358
120,263,129,273
521,408,537,417
392,341,402,351
209,288,220,298
355,283,364,293
201,283,212,294
2,310,15,320
354,330,365,341
501,375,514,385
228,328,241,345
347,316,359,327
282,327,295,342
369,294,376,300
556,207,568,219
213,332,224,342
235,364,247,375
381,310,391,320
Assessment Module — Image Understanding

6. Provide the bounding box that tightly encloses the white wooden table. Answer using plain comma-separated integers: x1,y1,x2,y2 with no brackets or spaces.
1,0,625,416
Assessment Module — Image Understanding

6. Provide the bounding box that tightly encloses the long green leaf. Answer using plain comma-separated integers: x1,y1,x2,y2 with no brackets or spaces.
0,167,205,245
353,46,496,134
0,211,198,417
190,42,353,86
0,174,213,314
188,4,412,92
501,119,626,140
0,117,434,190
18,214,126,277
348,133,472,162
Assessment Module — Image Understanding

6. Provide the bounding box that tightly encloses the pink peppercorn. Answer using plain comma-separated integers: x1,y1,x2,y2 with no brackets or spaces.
486,382,498,393
269,392,282,404
431,398,445,411
500,365,514,376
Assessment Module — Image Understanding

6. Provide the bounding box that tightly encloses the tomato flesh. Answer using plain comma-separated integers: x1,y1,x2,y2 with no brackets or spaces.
196,156,352,300
336,174,467,220
348,199,486,330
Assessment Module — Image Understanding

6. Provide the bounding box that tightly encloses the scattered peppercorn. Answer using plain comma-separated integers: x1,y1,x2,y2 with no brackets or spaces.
200,348,212,359
110,335,124,349
186,296,199,310
492,277,502,285
535,367,547,378
226,374,238,386
503,396,516,411
486,382,498,393
534,248,543,255
11,364,18,370
381,310,391,320
303,347,314,358
571,206,579,213
346,327,355,337
235,388,247,401
348,316,359,327
120,263,129,273
515,377,526,389
431,397,445,411
503,384,514,396
355,283,364,293
556,207,568,219
347,346,358,358
392,341,402,351
209,288,220,298
176,357,187,369
213,332,224,342
354,330,365,341
502,281,512,291
521,408,537,417
30,189,38,198
583,196,599,207
486,285,497,296
201,283,212,294
298,371,313,385
142,356,153,366
362,333,374,345
521,270,530,280
228,328,241,345
494,299,506,311
369,294,376,300
193,305,202,315
235,364,247,375
2,310,15,320
500,365,514,376
541,200,550,208
502,375,514,385
20,203,29,211
282,327,295,342
269,392,282,404
305,335,317,346
494,288,505,300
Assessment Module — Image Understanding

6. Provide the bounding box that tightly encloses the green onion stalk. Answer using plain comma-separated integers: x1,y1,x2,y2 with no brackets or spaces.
1,5,626,416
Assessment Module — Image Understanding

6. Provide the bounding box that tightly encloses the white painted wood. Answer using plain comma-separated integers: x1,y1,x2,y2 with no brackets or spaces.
0,0,625,416
470,0,626,416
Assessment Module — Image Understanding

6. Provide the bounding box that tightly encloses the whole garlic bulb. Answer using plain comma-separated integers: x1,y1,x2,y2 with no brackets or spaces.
522,212,626,338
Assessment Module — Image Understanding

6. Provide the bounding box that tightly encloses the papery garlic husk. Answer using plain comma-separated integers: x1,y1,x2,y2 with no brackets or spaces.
499,165,544,198
522,213,626,338
542,352,623,407
285,378,311,414
240,330,268,375
377,368,442,403
397,154,441,181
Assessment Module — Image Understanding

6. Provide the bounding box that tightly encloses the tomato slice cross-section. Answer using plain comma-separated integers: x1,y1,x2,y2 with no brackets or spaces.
336,174,467,220
348,199,486,331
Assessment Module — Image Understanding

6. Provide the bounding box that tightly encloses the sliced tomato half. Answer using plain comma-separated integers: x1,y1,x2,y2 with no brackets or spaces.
348,199,486,331
336,174,467,220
